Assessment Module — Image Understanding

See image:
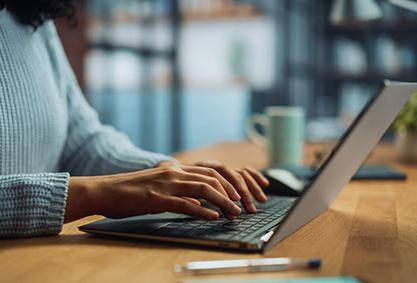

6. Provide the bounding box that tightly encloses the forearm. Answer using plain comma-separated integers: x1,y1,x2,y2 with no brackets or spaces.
60,126,174,176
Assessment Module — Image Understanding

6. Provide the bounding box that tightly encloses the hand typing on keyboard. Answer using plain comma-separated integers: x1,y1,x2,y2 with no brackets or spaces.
66,161,269,223
158,160,270,214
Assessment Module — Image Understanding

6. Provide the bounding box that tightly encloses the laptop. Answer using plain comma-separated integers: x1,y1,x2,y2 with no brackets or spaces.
79,80,417,252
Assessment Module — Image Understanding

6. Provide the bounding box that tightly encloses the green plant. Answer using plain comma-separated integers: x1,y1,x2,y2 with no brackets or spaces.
394,92,417,133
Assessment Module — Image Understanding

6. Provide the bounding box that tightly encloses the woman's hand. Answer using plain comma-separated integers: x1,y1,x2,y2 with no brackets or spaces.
65,165,255,223
158,160,270,213
65,161,270,223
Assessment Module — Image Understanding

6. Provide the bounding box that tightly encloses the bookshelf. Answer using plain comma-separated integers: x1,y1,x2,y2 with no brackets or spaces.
325,19,417,81
276,0,417,140
316,4,416,103
322,13,417,116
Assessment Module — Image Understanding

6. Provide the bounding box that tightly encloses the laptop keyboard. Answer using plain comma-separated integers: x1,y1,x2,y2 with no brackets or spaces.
156,196,296,242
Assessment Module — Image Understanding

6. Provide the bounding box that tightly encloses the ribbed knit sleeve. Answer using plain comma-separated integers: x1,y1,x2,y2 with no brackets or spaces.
44,25,173,176
0,16,173,238
0,173,69,238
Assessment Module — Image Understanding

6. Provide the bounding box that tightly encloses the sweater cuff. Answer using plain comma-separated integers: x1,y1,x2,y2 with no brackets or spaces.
0,172,70,238
44,173,69,235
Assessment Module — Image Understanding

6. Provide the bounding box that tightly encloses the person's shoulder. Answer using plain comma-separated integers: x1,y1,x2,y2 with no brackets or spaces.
0,9,14,25
0,9,32,52
37,20,59,38
0,9,37,40
0,9,58,39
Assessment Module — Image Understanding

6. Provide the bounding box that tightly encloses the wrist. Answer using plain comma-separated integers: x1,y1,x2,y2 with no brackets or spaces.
65,176,99,222
156,159,180,168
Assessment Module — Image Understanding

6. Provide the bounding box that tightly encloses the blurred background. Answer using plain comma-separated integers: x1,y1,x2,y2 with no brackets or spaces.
55,0,417,155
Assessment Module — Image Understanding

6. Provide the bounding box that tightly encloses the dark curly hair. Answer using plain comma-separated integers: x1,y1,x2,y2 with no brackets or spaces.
0,0,76,28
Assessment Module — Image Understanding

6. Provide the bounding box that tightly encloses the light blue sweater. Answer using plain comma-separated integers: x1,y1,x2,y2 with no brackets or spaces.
0,10,171,237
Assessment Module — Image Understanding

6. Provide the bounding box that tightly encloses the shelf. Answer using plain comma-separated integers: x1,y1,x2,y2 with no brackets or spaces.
324,70,417,82
88,41,175,58
327,20,417,34
182,7,260,22
86,5,261,25
289,65,417,82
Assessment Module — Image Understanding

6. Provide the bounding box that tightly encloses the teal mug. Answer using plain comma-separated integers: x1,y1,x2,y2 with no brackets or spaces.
247,106,305,166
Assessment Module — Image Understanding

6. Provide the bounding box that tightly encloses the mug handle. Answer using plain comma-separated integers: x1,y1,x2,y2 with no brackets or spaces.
247,114,268,146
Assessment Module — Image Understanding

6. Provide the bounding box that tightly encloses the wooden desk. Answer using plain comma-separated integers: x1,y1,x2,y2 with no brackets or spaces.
1,142,417,283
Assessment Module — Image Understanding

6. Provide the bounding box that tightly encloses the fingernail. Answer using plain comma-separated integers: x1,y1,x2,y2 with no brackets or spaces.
210,212,220,220
248,203,257,213
233,192,241,201
226,214,237,221
232,204,241,215
260,193,268,202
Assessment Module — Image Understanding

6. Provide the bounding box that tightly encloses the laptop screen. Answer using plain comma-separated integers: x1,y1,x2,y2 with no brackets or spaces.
264,80,417,251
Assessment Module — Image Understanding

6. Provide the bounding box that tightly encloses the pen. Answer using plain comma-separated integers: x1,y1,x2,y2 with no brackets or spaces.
174,257,321,275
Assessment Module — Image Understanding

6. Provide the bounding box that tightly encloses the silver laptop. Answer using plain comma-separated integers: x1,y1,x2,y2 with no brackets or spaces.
79,80,417,252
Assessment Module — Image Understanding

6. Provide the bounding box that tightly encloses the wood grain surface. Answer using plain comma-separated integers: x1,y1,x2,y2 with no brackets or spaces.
1,141,416,283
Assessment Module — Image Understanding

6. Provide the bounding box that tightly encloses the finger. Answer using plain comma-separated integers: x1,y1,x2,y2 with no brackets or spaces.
196,161,256,213
244,166,270,187
182,197,201,206
165,167,229,198
181,166,241,201
173,181,241,219
240,169,267,203
179,171,229,198
157,195,219,220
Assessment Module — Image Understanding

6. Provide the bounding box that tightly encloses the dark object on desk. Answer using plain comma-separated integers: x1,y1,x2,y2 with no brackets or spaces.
280,165,406,181
264,165,406,198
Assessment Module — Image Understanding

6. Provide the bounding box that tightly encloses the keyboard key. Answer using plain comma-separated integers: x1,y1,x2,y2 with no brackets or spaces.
155,197,296,242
